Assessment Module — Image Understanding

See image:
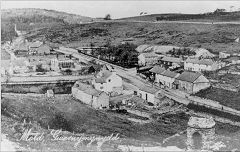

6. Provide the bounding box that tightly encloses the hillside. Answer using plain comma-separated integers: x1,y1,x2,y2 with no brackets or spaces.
25,21,240,54
118,11,240,22
1,8,95,41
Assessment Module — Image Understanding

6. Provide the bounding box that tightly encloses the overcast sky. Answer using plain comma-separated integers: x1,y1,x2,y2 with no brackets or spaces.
1,1,240,19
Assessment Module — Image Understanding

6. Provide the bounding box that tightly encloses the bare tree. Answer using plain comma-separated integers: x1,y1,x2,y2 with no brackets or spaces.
104,14,111,20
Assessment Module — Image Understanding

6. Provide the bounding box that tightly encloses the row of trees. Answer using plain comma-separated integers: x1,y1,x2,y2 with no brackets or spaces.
167,48,196,57
91,43,138,68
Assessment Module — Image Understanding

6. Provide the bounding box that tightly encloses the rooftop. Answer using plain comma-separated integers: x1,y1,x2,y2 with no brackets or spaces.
161,56,182,63
185,58,215,65
161,70,179,78
95,70,113,83
74,81,103,97
176,71,202,83
149,65,165,74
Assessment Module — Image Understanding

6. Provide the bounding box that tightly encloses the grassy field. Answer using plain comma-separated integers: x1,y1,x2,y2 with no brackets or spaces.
1,94,188,143
2,94,240,151
117,11,240,22
194,87,240,111
24,21,240,54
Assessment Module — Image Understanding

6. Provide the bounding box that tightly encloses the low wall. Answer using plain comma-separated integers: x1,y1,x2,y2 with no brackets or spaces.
1,82,75,94
2,75,93,83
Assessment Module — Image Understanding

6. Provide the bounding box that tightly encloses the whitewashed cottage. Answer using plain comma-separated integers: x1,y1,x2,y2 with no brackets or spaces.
136,86,161,105
92,70,123,95
174,71,210,94
72,81,109,109
184,58,219,72
138,52,162,66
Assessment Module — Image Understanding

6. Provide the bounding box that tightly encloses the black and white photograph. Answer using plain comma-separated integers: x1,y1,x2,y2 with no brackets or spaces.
1,0,240,152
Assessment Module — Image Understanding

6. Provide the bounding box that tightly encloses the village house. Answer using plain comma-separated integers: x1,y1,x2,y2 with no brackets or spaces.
72,81,109,109
92,70,123,95
188,48,215,58
159,56,182,68
184,58,219,72
155,70,180,89
13,43,29,57
28,41,43,52
76,46,107,55
174,71,210,94
50,55,75,71
35,44,51,55
135,85,161,105
149,65,166,82
138,52,162,66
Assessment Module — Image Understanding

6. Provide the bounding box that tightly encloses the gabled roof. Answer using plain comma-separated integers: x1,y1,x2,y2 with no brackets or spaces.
189,48,215,58
37,45,51,53
161,70,179,78
185,58,214,66
176,71,202,83
95,70,113,83
74,81,103,97
149,65,165,74
14,43,29,51
161,56,182,63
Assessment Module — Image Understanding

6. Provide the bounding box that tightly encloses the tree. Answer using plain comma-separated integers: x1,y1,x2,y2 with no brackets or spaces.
213,8,226,14
36,64,45,72
104,14,111,20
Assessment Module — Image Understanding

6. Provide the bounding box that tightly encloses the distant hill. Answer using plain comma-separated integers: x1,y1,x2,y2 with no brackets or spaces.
1,8,95,41
118,11,240,22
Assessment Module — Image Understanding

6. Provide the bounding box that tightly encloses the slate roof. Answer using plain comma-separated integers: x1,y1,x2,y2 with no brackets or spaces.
95,70,113,83
161,70,179,78
185,58,214,65
149,65,166,74
176,71,202,83
74,81,103,97
140,52,160,58
161,56,182,63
